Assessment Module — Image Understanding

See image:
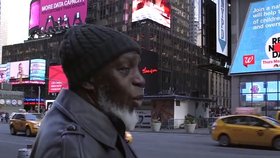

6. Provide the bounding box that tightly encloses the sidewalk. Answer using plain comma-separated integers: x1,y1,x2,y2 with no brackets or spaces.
132,127,210,135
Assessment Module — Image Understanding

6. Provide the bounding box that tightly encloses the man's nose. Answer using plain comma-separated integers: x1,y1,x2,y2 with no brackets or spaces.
133,70,145,88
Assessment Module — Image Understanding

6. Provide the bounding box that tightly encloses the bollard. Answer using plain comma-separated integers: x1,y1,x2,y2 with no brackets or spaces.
17,144,32,158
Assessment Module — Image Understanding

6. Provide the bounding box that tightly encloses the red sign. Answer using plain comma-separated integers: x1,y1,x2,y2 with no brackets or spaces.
274,42,280,52
142,67,158,74
243,55,255,67
48,65,68,93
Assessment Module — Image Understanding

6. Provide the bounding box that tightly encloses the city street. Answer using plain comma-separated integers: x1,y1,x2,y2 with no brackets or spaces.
0,123,279,158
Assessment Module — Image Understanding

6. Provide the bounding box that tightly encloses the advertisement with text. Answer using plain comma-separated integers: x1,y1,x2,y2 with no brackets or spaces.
29,0,88,34
230,0,280,74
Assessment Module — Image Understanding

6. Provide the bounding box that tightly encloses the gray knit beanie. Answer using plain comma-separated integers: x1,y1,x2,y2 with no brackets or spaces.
59,24,141,88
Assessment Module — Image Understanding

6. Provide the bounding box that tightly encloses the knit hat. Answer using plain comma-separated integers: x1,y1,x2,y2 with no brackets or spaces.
59,24,141,88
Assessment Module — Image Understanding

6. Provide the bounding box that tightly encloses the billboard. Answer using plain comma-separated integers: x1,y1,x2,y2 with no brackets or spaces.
29,0,88,34
0,59,46,85
132,0,171,28
230,0,280,74
29,0,40,30
48,65,68,93
30,59,46,81
0,64,7,83
216,0,228,56
9,60,30,80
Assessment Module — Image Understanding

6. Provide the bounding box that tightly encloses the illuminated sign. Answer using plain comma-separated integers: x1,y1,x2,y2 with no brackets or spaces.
29,1,40,29
142,67,158,74
0,64,7,83
29,0,88,35
48,65,68,93
30,59,46,81
9,60,30,80
132,0,171,28
24,98,45,106
5,59,46,85
230,0,280,74
216,0,228,56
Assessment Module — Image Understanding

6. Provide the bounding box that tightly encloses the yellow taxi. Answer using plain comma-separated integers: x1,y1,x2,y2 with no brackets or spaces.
276,111,280,122
211,114,280,150
10,113,43,137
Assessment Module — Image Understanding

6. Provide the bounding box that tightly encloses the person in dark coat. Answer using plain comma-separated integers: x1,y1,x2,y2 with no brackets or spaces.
30,24,145,158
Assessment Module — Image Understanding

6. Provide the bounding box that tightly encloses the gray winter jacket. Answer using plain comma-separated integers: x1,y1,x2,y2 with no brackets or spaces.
30,89,137,158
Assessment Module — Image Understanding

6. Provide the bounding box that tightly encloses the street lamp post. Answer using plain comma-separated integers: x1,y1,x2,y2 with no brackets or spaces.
38,86,41,113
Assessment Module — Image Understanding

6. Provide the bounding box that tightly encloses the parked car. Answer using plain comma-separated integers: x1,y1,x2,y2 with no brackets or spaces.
9,113,43,136
211,114,280,150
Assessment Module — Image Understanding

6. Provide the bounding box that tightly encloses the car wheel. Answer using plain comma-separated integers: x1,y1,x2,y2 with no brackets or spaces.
10,126,17,135
273,137,280,150
25,127,32,137
218,134,230,147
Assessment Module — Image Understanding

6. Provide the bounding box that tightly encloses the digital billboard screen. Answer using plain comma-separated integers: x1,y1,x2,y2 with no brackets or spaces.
132,0,171,28
29,0,88,34
9,60,30,80
29,0,40,30
230,0,280,75
30,59,46,81
48,65,68,93
0,64,7,83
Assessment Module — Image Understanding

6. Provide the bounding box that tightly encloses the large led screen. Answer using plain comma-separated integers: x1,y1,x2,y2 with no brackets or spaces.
132,0,171,28
230,0,280,75
0,64,7,83
29,0,88,34
30,59,46,81
48,65,68,93
9,60,30,80
29,0,40,30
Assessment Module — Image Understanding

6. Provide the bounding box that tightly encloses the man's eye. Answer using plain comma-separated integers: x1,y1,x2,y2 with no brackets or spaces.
118,67,130,75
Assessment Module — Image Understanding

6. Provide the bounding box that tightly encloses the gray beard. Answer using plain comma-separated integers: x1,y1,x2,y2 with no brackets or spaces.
97,90,138,131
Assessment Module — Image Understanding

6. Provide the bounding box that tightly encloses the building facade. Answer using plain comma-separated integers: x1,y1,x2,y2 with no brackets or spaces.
230,0,280,117
0,0,31,64
200,0,231,117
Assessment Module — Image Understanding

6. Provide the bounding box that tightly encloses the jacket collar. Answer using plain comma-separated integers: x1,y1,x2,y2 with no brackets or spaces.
54,89,119,149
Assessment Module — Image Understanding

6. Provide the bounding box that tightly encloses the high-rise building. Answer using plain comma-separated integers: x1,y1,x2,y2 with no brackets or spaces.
200,0,231,116
0,0,31,63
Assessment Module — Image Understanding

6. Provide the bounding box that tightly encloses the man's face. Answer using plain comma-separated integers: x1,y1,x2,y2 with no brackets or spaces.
95,51,145,109
93,52,145,129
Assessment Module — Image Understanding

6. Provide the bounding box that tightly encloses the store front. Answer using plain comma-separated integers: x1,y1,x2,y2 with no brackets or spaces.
232,74,280,117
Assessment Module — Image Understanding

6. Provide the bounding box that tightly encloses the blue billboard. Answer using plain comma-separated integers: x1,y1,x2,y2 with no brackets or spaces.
30,59,46,81
230,0,280,75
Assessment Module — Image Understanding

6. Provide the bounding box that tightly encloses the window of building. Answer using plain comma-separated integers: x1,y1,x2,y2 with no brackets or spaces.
240,79,280,114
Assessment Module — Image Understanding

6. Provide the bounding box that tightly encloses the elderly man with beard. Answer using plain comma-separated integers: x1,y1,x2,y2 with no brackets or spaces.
30,24,145,158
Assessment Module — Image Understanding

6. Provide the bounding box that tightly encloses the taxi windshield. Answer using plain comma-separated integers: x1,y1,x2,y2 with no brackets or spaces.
25,113,42,121
262,116,280,126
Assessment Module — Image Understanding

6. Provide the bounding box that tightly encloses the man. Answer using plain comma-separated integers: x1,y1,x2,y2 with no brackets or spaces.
30,24,145,158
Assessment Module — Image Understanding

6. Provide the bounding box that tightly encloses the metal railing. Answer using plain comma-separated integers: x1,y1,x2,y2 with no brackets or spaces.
160,117,218,129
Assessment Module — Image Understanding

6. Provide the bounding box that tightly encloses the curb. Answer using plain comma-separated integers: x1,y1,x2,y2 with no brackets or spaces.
132,128,211,135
